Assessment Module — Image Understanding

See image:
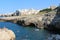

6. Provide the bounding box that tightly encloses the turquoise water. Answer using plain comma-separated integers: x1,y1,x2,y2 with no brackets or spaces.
0,22,55,40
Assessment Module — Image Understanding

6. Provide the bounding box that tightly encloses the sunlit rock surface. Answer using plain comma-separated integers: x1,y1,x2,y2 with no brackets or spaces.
0,28,15,40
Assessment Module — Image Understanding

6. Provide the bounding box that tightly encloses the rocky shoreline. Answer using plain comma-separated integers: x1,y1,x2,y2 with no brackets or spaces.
16,6,60,33
16,11,56,29
16,15,44,29
0,6,60,33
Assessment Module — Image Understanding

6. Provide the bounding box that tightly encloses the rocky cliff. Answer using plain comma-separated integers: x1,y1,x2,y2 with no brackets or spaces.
43,6,60,33
16,6,60,31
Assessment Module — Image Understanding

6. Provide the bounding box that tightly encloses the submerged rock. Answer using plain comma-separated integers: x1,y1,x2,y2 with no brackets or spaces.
47,34,60,40
0,28,15,40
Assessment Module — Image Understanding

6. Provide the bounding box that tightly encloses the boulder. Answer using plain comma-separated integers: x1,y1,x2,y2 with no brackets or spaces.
0,28,15,40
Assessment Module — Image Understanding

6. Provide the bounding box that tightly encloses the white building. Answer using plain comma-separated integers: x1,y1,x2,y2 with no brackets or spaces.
50,5,57,10
0,9,40,16
18,8,40,15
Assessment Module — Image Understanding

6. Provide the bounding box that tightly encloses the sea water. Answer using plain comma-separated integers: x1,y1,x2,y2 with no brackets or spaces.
0,22,60,40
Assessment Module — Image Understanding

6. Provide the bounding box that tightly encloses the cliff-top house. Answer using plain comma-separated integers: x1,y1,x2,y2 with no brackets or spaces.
15,8,40,16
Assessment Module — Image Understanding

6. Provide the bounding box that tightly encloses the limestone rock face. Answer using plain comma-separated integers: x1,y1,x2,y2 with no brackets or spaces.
0,28,15,40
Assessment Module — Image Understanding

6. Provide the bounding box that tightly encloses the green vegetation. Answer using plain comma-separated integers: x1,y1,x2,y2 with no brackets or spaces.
40,8,52,12
37,8,53,15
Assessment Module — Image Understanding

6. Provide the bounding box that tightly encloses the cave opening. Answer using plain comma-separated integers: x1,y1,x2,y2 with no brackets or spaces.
26,23,37,28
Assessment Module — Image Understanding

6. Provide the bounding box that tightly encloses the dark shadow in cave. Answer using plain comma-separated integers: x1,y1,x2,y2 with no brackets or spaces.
16,20,37,28
25,23,37,28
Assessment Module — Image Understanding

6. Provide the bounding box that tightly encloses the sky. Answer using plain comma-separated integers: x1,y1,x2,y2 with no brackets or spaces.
0,0,60,14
